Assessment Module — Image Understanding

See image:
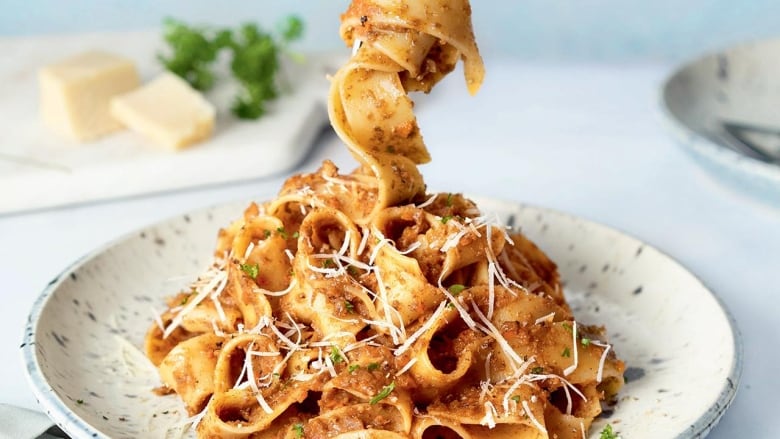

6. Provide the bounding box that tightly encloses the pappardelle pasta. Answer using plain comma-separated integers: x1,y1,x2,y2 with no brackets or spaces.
145,1,625,438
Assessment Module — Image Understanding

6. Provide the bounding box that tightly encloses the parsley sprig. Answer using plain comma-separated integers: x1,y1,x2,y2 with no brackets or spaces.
158,18,231,91
159,16,304,119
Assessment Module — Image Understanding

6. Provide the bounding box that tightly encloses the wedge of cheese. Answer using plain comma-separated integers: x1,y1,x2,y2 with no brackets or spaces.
111,72,216,150
39,51,140,142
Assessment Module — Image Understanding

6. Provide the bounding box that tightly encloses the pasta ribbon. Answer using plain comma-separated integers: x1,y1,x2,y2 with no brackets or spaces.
328,0,484,223
145,0,624,437
158,333,224,414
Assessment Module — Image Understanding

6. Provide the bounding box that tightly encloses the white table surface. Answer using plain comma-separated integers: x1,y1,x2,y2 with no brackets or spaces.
2,58,778,437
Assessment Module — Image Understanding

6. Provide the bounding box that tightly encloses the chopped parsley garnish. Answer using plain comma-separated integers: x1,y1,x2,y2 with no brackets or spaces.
561,347,571,358
367,362,380,371
240,263,259,279
370,381,395,404
180,294,190,305
344,300,355,313
322,259,334,268
530,366,544,374
600,424,618,439
276,227,288,239
510,395,521,403
272,372,281,379
292,231,300,239
348,364,360,373
263,229,271,239
562,322,573,333
446,302,455,309
292,423,304,438
440,214,454,224
446,193,453,207
329,346,344,364
347,266,360,276
581,337,591,346
448,284,466,295
76,399,84,404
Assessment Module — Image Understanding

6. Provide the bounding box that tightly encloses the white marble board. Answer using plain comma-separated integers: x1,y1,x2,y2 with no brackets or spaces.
0,31,340,214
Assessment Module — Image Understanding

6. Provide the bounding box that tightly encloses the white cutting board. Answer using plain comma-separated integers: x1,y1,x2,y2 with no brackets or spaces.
0,31,342,215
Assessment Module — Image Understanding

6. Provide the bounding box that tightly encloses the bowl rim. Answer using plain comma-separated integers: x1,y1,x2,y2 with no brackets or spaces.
658,37,780,195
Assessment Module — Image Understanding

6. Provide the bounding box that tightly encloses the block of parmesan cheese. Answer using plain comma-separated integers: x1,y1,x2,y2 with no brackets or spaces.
39,50,140,142
111,72,216,150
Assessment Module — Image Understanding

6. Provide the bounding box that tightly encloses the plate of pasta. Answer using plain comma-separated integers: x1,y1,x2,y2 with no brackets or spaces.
22,0,740,438
21,193,741,439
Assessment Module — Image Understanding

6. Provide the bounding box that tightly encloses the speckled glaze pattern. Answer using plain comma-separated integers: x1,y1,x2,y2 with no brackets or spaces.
661,38,780,204
21,198,742,439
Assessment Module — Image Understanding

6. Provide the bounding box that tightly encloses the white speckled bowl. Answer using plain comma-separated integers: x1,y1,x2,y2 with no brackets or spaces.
21,199,742,439
661,38,780,204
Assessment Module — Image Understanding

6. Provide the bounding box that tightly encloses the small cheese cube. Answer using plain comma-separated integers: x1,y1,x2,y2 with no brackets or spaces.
39,51,140,142
111,72,216,150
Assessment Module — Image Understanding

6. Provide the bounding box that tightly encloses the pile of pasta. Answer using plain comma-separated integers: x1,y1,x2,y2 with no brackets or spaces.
145,0,625,438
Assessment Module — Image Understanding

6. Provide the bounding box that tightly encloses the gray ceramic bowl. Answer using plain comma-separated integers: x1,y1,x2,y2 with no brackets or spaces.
661,38,780,203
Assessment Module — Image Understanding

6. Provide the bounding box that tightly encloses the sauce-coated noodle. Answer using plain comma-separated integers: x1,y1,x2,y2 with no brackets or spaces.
146,1,624,437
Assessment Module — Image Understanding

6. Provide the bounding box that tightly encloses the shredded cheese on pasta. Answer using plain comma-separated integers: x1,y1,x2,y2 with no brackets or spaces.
143,1,624,437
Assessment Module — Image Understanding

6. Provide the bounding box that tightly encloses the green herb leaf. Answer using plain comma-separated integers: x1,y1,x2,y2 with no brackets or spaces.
158,18,226,91
367,362,380,371
76,399,84,405
448,284,466,295
159,16,303,120
263,229,271,239
530,366,544,374
510,395,521,403
440,215,454,224
562,322,573,333
329,346,344,364
581,337,591,346
344,300,355,313
240,263,259,279
227,17,303,119
292,423,304,438
180,294,190,305
561,347,571,358
292,231,300,239
276,227,288,239
446,193,453,207
322,259,334,268
370,382,395,405
347,266,360,276
348,364,360,373
600,424,619,439
278,16,304,42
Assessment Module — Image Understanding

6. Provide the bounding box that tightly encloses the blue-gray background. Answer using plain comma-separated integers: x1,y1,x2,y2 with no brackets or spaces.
3,0,779,61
